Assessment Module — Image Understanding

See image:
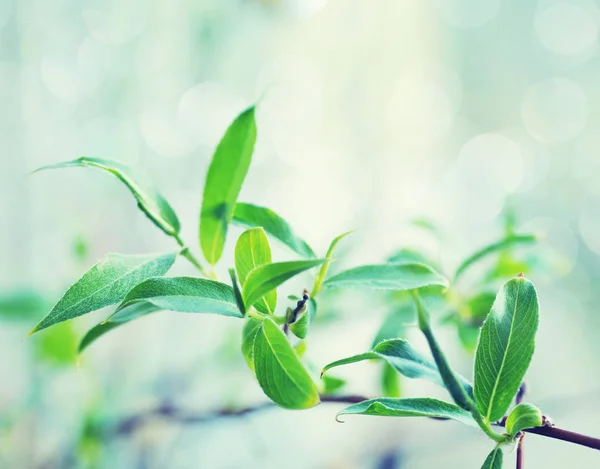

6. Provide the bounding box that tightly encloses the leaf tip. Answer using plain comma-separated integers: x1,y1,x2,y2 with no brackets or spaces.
335,413,346,423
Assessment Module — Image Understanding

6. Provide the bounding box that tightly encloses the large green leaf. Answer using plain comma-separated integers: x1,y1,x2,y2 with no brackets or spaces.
200,107,257,265
116,277,242,318
235,228,276,314
241,318,262,370
34,157,180,237
321,339,473,396
78,302,160,353
505,403,542,439
323,263,448,291
337,398,476,426
454,234,537,281
481,447,503,469
311,231,352,297
474,276,539,422
242,259,326,310
233,203,315,258
253,317,320,409
29,252,176,334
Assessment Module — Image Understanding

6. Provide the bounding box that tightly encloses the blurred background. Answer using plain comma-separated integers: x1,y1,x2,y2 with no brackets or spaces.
1,0,600,467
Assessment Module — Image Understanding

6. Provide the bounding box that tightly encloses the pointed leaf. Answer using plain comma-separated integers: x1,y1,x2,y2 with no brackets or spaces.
228,269,246,316
322,375,346,394
34,157,180,236
454,234,537,281
241,318,262,370
337,398,476,426
78,302,160,353
200,107,257,265
474,276,539,422
481,448,503,469
233,203,315,258
235,228,276,314
116,277,242,318
321,339,473,397
242,259,326,310
323,263,448,291
505,403,543,438
253,317,320,409
311,231,353,296
289,298,317,340
30,252,176,334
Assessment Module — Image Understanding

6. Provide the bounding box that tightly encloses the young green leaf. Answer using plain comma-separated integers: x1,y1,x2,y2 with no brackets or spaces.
289,298,316,340
233,203,315,258
311,231,353,297
78,302,160,353
474,276,539,423
323,263,448,291
253,317,320,409
337,398,476,427
481,447,503,469
29,252,176,334
321,338,473,396
371,303,414,348
381,362,401,397
0,290,47,321
241,318,262,370
116,277,242,318
200,107,257,265
322,375,346,395
34,157,181,237
235,228,276,314
242,259,326,310
228,269,246,317
505,403,543,438
454,234,537,281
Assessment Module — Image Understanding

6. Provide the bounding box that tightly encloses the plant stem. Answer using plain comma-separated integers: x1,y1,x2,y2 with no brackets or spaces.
522,425,600,451
516,434,524,469
174,234,210,277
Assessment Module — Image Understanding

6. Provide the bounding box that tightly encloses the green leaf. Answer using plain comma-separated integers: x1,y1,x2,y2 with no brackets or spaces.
228,269,246,317
0,290,47,322
371,303,414,348
29,252,176,334
241,318,262,370
321,339,473,397
323,263,448,291
242,259,326,310
337,398,476,426
235,228,276,314
388,249,436,267
322,375,346,395
33,321,78,366
253,317,320,409
289,298,316,340
474,276,539,422
381,362,401,397
200,107,257,265
505,403,543,438
481,447,503,469
34,157,180,237
116,277,242,318
454,234,537,281
233,203,315,258
311,231,352,297
78,302,160,353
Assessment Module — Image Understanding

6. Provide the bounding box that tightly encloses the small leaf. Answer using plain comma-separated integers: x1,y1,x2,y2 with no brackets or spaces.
78,302,160,353
235,228,276,314
228,269,246,317
321,339,473,397
337,398,476,427
481,447,503,469
311,231,353,296
323,263,448,291
474,276,539,423
33,321,78,366
30,252,176,334
242,259,326,310
116,277,242,318
200,107,257,265
0,290,47,321
34,157,180,236
322,375,346,394
381,362,401,398
505,403,543,438
371,303,414,348
454,234,537,281
241,318,262,370
233,202,315,258
253,317,320,409
289,298,316,340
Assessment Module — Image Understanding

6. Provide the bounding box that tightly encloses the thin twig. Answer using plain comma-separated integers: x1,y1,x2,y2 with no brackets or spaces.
516,434,525,469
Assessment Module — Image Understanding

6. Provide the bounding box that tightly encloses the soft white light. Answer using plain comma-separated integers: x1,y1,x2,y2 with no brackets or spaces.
83,1,146,45
435,0,500,28
579,195,600,255
521,78,588,144
139,112,196,158
534,2,599,56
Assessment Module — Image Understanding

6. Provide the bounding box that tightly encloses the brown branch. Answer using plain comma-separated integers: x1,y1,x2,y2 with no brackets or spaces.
516,434,525,469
